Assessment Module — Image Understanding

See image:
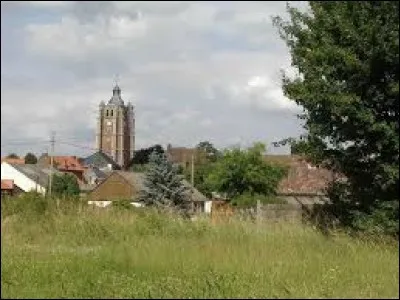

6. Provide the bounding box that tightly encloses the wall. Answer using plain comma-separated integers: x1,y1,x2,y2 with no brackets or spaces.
89,172,136,201
0,163,46,195
280,194,328,206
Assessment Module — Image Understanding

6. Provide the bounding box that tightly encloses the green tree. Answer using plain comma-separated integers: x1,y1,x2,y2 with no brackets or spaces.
205,143,287,200
6,153,19,159
128,145,164,168
196,141,220,162
183,141,220,198
273,2,399,234
24,152,37,164
51,173,80,198
140,151,190,213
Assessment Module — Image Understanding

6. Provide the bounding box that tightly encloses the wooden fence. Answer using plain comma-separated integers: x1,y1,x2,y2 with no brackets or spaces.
211,200,317,223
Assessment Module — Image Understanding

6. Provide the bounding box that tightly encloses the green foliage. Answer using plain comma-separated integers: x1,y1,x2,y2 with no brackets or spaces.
196,141,221,162
112,199,134,210
273,2,399,235
6,153,19,159
182,141,220,198
51,173,80,198
205,143,287,200
24,152,37,164
128,144,164,167
1,191,48,219
130,164,149,173
1,203,398,298
1,192,86,220
140,151,191,212
184,162,215,198
230,193,287,208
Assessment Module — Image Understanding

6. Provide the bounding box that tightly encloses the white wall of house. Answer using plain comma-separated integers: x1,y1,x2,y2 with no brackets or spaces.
88,201,112,207
204,200,213,214
1,162,46,195
87,201,144,208
131,202,144,208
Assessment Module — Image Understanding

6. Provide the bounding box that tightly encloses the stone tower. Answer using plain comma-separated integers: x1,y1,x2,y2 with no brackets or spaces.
96,83,135,168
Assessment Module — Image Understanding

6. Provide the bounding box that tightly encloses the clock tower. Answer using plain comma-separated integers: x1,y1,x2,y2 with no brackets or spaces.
95,83,135,168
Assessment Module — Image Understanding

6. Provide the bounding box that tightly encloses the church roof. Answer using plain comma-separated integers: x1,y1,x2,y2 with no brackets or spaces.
108,84,124,106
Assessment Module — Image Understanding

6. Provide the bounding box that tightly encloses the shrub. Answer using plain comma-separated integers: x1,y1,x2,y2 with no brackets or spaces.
231,193,286,208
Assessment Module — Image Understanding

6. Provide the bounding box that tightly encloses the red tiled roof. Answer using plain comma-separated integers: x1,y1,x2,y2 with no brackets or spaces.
1,157,25,165
39,155,86,172
1,179,14,190
264,155,337,195
55,156,85,171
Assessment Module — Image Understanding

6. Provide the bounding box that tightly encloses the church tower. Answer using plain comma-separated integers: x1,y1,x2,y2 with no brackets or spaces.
96,83,135,168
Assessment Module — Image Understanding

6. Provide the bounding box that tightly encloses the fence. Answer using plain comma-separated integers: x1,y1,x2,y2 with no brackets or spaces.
211,199,320,223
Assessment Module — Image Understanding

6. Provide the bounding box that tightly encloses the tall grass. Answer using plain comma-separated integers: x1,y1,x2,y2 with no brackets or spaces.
1,194,399,298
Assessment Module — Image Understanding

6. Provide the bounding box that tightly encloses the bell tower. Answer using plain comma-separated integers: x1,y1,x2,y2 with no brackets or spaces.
96,79,135,168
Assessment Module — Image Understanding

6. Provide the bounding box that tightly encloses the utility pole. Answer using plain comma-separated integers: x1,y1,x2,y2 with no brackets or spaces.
191,153,195,187
48,131,55,198
191,153,195,213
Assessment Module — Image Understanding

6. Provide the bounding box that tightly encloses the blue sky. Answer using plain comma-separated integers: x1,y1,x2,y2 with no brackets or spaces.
1,1,308,157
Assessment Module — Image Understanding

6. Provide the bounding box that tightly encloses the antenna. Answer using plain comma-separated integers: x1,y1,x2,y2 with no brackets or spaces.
114,74,120,86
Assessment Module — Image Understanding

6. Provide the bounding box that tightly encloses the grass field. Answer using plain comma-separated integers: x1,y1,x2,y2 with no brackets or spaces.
1,196,399,298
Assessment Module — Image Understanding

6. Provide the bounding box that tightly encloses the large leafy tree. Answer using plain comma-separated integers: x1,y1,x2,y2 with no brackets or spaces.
127,144,164,167
140,151,190,213
273,2,399,234
196,141,220,162
51,173,80,197
6,153,19,159
205,143,287,199
183,141,220,197
24,152,38,164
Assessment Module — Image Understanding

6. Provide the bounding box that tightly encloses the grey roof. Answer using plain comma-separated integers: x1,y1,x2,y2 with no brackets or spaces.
84,166,107,179
9,163,61,188
79,183,97,192
108,84,124,106
82,151,120,170
114,171,208,202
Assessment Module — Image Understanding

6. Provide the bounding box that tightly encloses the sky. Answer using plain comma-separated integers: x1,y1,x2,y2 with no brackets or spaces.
1,1,309,158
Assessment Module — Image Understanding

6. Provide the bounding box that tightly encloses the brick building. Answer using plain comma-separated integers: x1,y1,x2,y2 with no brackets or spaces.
96,83,135,169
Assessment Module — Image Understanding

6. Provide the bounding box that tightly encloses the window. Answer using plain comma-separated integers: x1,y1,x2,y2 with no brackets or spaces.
106,110,109,117
111,110,113,117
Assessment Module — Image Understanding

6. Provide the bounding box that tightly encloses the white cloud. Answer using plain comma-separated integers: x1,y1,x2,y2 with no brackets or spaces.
2,1,309,156
28,1,73,7
26,13,147,59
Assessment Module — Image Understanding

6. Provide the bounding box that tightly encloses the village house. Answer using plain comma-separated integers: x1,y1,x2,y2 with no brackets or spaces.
263,154,336,206
1,161,61,196
87,171,210,211
37,154,86,181
1,179,24,197
80,151,121,172
210,155,337,214
1,157,25,165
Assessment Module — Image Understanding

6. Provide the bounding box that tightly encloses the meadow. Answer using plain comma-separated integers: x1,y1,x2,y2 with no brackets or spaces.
1,195,399,299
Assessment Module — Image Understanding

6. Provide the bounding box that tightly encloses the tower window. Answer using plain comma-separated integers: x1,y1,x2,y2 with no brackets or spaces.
106,110,109,117
111,110,113,117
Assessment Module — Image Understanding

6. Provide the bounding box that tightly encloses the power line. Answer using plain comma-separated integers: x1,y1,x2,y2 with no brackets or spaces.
58,141,132,152
1,140,50,147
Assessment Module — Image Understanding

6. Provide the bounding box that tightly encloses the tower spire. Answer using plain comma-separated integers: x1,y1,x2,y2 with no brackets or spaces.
114,74,120,87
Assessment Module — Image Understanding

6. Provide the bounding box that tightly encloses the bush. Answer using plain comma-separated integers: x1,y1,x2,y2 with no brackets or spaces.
1,192,86,220
231,193,286,208
1,192,49,219
112,200,134,210
205,143,288,199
